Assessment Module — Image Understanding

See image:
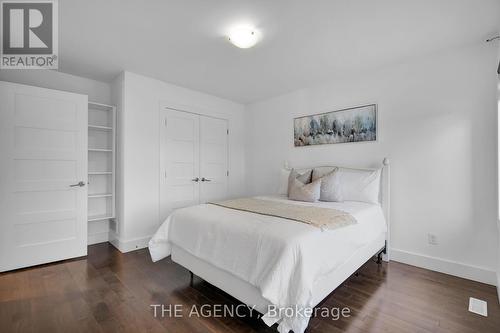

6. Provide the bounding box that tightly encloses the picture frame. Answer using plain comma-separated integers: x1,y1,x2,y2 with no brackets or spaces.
294,104,377,147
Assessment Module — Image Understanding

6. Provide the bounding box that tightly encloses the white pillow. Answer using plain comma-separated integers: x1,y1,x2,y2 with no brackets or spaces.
337,168,381,204
277,168,291,195
318,170,343,202
312,167,336,181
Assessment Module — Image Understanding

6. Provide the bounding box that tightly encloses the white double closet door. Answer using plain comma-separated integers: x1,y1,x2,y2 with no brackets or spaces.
160,108,228,222
0,82,88,272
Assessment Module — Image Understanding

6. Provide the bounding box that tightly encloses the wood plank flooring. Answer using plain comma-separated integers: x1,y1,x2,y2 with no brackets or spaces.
1,243,499,332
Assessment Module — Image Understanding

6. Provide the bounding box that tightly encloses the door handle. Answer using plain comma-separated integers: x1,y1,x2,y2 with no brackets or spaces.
69,181,86,187
201,177,211,182
192,177,200,182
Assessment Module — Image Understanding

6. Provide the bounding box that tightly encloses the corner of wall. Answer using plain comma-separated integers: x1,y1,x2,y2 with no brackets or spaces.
111,72,126,241
497,272,500,303
109,230,151,253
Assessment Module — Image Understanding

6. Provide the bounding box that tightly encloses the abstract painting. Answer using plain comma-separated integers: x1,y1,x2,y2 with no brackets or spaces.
294,104,377,146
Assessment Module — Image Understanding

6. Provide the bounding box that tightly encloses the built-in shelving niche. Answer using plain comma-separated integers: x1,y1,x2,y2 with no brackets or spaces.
88,102,116,244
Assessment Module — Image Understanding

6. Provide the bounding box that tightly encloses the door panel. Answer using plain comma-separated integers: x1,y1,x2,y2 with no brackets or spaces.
0,82,88,272
160,109,200,222
199,116,228,203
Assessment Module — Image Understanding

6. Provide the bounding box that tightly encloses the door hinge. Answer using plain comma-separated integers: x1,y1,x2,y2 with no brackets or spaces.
227,129,229,135
226,170,229,177
164,118,167,127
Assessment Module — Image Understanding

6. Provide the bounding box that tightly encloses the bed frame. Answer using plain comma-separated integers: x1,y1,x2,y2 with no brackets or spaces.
171,158,391,317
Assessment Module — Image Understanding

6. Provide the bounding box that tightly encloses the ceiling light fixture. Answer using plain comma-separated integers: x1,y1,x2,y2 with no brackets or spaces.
228,27,259,49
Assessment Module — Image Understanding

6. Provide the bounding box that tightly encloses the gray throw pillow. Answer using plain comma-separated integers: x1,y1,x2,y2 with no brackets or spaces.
312,167,337,181
288,177,321,202
287,169,312,196
319,170,343,202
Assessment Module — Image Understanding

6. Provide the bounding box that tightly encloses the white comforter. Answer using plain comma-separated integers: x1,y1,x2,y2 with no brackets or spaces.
149,196,386,333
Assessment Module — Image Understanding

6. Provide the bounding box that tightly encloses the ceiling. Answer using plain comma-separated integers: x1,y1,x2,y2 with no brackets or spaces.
60,0,500,104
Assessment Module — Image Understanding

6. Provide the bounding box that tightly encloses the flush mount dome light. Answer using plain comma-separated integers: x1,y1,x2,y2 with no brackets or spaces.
228,27,259,48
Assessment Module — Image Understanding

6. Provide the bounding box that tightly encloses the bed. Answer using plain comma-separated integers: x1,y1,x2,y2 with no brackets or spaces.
149,159,390,333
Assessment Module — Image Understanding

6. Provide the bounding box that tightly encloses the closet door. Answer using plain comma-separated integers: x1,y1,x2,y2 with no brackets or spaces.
199,116,228,203
160,109,200,222
0,82,88,272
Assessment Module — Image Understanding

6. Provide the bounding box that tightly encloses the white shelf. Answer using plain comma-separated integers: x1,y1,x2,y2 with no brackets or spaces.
87,101,116,242
89,125,112,131
89,148,112,152
88,193,113,198
89,171,112,175
88,102,114,110
88,214,114,222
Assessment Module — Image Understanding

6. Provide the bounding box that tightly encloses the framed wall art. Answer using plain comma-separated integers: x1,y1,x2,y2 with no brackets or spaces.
294,104,377,147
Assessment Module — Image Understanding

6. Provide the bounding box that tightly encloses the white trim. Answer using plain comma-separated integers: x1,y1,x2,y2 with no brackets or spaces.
88,231,109,245
391,248,497,286
109,232,151,253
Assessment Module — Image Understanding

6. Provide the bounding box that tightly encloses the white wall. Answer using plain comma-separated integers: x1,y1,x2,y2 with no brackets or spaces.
111,71,246,252
0,70,110,104
0,69,112,245
245,43,499,285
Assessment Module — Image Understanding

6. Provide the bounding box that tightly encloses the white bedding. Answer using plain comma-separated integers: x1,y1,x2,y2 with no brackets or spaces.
148,195,387,333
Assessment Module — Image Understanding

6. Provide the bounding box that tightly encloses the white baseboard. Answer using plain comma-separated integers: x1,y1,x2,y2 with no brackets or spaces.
390,248,496,286
88,231,109,245
109,231,151,253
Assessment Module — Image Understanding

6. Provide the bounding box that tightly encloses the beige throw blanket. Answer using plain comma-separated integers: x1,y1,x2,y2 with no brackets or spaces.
209,198,356,230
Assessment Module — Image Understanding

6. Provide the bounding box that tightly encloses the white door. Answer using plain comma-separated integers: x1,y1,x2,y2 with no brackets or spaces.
0,82,88,272
199,116,228,203
160,109,200,222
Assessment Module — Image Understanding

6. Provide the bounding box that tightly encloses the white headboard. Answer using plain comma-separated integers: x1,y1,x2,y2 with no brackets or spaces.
291,158,390,261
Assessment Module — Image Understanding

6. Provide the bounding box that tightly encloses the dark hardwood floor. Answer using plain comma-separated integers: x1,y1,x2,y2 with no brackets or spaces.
1,243,499,332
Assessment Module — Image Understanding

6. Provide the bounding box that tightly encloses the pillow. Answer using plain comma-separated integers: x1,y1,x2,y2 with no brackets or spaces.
312,167,336,181
318,169,343,202
337,168,381,204
278,168,312,195
287,168,312,195
296,169,312,184
288,177,321,202
277,168,291,195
